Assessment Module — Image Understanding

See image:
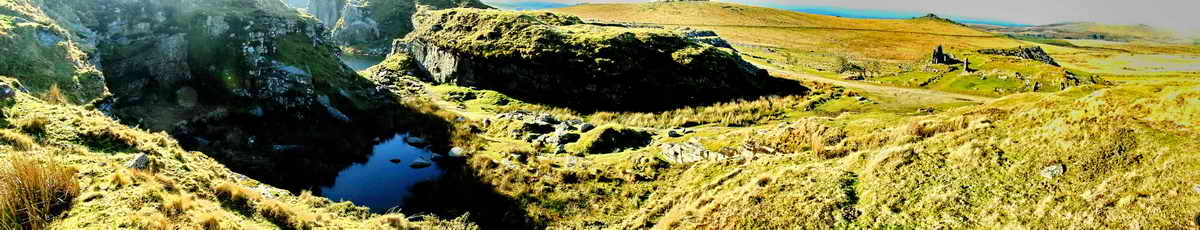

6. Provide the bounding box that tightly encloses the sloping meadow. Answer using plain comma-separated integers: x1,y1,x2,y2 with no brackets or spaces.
617,81,1200,228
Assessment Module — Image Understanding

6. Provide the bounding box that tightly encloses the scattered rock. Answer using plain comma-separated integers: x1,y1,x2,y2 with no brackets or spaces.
409,158,433,168
389,159,402,163
660,142,726,164
520,120,556,134
666,128,694,137
0,83,16,101
404,136,428,146
535,113,560,124
125,154,150,170
1040,163,1065,179
448,147,466,158
535,131,582,148
578,123,596,132
317,95,351,122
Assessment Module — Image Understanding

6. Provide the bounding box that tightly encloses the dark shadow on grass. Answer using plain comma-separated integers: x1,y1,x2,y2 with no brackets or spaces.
404,157,541,229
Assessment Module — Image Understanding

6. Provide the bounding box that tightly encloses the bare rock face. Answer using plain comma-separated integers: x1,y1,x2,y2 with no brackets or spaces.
281,0,491,54
393,9,802,111
331,1,381,45
977,46,1061,67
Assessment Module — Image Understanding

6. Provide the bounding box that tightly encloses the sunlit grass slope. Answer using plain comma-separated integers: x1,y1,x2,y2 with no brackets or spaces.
550,1,1024,61
0,77,474,229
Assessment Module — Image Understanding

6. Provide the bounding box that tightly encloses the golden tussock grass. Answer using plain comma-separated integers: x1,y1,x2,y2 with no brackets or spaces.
213,181,260,208
0,156,80,230
131,210,171,230
12,115,50,133
551,2,1022,61
0,129,37,151
195,211,222,230
256,199,318,229
38,83,68,104
161,194,193,216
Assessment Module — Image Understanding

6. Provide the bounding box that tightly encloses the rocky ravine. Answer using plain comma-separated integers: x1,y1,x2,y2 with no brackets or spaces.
1,0,444,192
391,9,804,111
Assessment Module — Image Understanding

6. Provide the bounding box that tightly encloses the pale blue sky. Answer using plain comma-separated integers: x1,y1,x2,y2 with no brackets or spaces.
484,0,1200,33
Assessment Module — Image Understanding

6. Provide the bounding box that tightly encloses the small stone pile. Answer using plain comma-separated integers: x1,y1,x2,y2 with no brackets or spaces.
487,111,595,153
977,46,1060,66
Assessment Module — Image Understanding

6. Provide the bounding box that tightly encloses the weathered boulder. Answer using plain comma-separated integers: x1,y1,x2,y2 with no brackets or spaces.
977,46,1061,66
395,9,801,111
1040,163,1066,179
331,1,381,45
125,154,150,170
0,82,15,101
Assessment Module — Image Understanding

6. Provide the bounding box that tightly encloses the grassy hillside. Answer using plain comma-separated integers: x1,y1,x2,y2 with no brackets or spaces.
0,76,474,229
550,2,1022,61
973,22,1183,43
441,75,1200,228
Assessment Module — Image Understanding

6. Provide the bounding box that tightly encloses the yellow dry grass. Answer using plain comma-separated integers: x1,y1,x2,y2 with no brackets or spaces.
0,156,80,230
550,2,1023,61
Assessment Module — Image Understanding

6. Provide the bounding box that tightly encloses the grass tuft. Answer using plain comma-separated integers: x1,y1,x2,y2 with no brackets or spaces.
0,129,37,151
213,182,260,209
256,199,317,229
0,156,80,230
38,84,68,104
195,211,222,230
161,194,193,216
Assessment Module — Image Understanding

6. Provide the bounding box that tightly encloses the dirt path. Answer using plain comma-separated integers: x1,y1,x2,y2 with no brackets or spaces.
750,61,997,105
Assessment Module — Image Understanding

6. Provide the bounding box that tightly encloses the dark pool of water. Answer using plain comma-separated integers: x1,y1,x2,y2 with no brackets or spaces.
341,55,385,72
318,134,445,213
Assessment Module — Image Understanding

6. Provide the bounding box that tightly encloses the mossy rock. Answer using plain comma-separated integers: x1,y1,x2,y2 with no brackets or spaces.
565,125,652,154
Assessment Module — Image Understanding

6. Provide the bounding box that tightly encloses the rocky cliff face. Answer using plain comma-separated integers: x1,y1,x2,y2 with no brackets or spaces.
0,1,108,104
55,0,384,131
392,9,801,111
290,0,491,55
